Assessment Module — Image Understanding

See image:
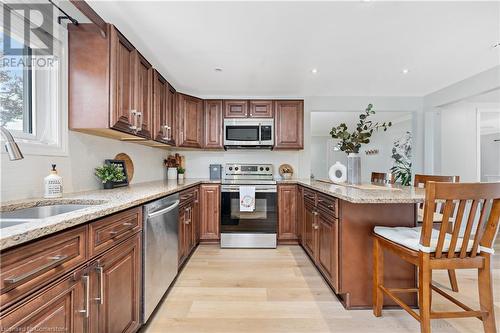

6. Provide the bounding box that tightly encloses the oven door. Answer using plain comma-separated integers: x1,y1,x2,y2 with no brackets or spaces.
220,185,277,234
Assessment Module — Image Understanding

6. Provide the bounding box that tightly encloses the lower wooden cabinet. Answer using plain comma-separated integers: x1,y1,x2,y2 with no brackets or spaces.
90,232,142,333
278,185,298,243
316,211,339,291
199,184,221,242
178,187,199,266
303,201,316,258
0,268,87,333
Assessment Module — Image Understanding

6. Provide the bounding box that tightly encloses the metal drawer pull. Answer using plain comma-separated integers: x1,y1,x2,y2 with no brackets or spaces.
77,275,90,318
328,205,335,209
129,110,137,130
94,266,104,305
313,211,319,216
4,255,69,285
137,111,143,131
122,222,133,226
313,224,319,230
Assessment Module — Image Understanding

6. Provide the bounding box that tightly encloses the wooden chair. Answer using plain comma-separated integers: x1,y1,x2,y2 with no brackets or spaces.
371,172,395,185
373,181,500,333
414,174,460,292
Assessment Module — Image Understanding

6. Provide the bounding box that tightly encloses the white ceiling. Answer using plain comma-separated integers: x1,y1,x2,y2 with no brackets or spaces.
87,1,500,97
310,110,411,137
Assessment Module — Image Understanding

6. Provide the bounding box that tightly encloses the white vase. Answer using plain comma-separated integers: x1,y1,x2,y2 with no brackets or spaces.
167,167,178,180
329,162,347,183
347,153,361,185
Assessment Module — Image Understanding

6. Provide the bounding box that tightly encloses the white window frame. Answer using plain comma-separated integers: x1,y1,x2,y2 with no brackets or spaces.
1,3,68,157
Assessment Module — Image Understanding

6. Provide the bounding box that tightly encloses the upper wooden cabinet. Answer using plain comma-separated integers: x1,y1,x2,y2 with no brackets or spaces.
153,70,176,145
249,100,274,118
223,100,248,118
204,100,223,149
69,24,154,140
177,93,204,148
224,100,274,118
274,100,304,149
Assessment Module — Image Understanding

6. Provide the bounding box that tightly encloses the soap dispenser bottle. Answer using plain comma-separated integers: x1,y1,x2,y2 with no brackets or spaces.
44,164,63,198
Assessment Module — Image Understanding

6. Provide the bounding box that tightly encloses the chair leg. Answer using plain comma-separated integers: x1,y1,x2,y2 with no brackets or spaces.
373,237,384,317
447,269,459,292
478,255,497,333
419,253,432,333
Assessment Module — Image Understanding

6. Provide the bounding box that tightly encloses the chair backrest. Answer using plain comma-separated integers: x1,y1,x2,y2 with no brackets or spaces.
371,172,394,185
414,174,459,188
420,181,500,259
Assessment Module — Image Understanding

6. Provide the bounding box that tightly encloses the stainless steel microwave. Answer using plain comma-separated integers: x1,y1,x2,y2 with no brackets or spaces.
223,118,274,148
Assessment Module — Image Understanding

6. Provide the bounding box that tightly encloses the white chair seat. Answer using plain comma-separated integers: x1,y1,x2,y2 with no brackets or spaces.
374,226,474,253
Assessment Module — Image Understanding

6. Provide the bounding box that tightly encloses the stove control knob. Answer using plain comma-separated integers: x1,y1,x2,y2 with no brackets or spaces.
229,167,233,171
265,167,270,171
235,167,239,171
260,167,264,171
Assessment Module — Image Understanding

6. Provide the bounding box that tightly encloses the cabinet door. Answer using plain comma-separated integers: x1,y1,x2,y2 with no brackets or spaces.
109,28,135,133
303,203,316,258
193,187,200,245
223,100,248,118
204,100,223,149
317,213,339,291
249,100,273,118
90,233,141,333
297,186,304,245
278,185,298,243
133,51,153,139
178,94,203,148
178,206,187,265
0,268,87,333
199,184,221,242
152,70,170,144
167,85,177,146
274,100,304,149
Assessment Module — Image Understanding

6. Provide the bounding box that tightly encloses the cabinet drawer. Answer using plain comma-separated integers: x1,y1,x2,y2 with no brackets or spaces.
89,207,142,258
0,226,87,311
303,188,316,206
317,193,337,218
179,187,197,206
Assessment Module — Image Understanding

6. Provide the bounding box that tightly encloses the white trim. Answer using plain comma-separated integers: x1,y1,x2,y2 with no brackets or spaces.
479,246,495,254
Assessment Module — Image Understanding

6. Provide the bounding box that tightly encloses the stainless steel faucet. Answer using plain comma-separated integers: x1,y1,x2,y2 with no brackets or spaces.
0,126,24,160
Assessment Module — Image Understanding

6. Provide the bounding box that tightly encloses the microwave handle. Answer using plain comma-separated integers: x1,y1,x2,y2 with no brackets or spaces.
258,123,261,145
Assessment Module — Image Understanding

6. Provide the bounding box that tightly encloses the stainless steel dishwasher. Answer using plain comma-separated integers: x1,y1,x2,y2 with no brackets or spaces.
142,193,179,323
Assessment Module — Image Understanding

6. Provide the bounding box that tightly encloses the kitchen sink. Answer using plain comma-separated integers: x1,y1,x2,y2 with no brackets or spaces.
0,204,98,229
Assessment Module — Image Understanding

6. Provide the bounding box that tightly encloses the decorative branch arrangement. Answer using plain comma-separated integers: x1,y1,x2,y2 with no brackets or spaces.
390,131,412,186
329,104,392,154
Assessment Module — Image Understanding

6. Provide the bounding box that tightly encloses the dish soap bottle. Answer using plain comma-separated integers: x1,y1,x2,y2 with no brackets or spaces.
44,164,63,198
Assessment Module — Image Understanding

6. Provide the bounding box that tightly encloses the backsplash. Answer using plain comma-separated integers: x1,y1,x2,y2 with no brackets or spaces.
0,131,167,202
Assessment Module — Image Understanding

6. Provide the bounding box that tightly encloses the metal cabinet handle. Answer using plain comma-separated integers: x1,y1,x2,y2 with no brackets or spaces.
94,266,104,305
123,222,133,227
167,126,172,141
313,211,319,216
77,275,90,318
129,110,137,130
4,255,69,285
162,125,168,140
313,224,319,230
137,111,143,131
328,204,335,209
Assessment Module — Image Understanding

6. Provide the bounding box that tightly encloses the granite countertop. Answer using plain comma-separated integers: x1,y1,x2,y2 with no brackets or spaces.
279,179,425,204
0,179,218,251
0,178,424,251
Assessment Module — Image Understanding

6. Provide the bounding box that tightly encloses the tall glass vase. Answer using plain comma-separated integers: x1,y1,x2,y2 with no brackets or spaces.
347,153,361,185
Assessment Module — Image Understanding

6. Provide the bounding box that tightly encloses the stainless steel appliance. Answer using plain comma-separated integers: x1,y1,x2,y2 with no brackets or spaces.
142,193,180,323
221,163,277,248
223,118,274,149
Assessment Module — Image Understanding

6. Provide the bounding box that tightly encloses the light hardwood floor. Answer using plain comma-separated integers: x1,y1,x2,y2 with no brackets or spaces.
143,244,500,333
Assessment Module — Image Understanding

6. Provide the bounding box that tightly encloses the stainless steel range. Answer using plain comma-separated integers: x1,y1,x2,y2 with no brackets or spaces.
220,163,277,248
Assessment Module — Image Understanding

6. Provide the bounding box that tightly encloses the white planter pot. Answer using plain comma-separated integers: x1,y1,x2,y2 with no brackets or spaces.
167,167,178,180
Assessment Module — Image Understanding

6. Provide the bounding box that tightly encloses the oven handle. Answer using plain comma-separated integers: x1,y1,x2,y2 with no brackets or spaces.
221,186,277,193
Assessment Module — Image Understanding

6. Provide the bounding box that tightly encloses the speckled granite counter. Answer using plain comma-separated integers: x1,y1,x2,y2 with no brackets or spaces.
0,179,218,251
278,179,425,204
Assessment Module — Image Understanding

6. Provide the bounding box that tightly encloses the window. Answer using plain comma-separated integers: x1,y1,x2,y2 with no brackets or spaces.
1,33,33,134
0,3,68,156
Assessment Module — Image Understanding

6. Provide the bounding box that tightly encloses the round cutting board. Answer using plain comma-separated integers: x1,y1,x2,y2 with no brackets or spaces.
115,153,134,182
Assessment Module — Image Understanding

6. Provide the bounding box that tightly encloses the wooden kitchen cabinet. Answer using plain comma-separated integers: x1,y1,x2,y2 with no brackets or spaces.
204,100,224,149
274,100,304,149
249,100,274,118
297,186,304,244
132,51,153,138
0,268,87,333
153,70,176,145
316,210,339,292
303,201,316,258
199,184,221,242
177,93,204,148
178,187,199,266
223,100,248,118
278,185,298,244
89,232,142,333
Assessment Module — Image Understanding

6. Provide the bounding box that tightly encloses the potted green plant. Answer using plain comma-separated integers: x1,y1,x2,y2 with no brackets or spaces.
330,104,391,184
390,131,412,186
95,163,126,189
177,167,185,180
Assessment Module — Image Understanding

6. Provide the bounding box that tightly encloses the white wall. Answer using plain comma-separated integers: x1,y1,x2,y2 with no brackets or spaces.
299,96,424,179
0,131,167,201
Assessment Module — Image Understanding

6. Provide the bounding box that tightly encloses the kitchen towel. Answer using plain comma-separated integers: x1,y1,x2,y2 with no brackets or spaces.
239,186,256,212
